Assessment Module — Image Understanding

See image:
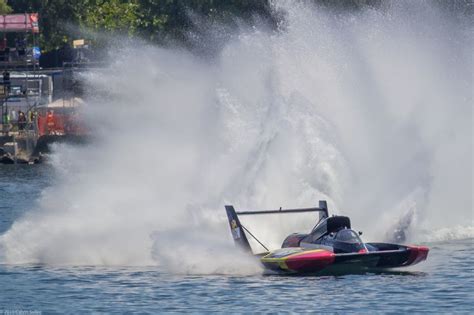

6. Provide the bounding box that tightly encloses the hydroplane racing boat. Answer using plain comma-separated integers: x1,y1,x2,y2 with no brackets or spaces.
225,201,429,275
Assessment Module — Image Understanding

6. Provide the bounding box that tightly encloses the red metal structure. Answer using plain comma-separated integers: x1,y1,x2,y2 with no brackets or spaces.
0,14,39,33
37,110,87,136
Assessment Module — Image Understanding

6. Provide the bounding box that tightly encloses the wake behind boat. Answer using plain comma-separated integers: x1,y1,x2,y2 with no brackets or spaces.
225,201,429,275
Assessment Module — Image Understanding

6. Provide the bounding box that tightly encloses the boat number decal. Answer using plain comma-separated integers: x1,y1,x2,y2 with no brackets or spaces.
230,219,241,240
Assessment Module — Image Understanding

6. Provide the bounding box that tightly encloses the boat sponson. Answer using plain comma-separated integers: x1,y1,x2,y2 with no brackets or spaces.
261,246,429,273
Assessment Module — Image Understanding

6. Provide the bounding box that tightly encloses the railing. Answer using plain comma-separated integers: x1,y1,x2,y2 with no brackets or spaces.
1,111,87,137
0,49,39,67
1,111,38,136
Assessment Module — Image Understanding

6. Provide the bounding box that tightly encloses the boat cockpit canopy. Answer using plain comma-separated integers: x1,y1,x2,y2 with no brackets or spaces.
305,215,351,243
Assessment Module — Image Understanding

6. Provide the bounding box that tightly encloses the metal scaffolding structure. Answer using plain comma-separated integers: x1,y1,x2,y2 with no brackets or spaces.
0,14,43,163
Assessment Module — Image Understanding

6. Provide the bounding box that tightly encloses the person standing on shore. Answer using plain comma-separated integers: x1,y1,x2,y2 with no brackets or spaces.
18,110,26,132
46,110,55,135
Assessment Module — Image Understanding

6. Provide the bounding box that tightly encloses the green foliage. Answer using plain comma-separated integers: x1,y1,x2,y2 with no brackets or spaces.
10,0,447,54
135,0,275,43
82,0,141,35
0,0,12,14
7,0,275,51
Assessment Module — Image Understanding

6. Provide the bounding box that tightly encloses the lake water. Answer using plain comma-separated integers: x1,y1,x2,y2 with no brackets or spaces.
0,165,472,313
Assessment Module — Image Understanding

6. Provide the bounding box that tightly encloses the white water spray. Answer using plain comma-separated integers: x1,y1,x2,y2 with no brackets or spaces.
0,1,471,272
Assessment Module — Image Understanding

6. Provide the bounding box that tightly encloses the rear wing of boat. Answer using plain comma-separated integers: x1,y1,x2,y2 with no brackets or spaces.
225,200,329,254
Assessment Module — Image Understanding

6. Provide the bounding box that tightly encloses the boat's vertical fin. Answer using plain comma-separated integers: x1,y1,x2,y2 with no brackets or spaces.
319,200,329,221
225,205,252,253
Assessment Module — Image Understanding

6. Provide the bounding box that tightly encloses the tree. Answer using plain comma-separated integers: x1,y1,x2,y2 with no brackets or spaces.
6,0,391,54
0,0,12,14
82,0,141,36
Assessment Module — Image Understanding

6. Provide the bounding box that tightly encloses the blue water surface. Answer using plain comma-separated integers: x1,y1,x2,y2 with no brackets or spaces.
0,165,473,313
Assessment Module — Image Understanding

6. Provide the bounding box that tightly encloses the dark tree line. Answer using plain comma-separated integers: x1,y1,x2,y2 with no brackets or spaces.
2,0,388,52
3,0,276,52
1,0,471,53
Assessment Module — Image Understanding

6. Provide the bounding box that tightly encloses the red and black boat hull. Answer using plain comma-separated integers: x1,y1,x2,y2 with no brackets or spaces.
261,245,429,274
